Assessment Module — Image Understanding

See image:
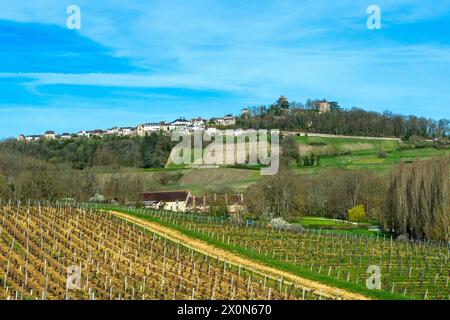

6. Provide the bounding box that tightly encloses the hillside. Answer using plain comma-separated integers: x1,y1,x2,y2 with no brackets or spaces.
291,134,450,173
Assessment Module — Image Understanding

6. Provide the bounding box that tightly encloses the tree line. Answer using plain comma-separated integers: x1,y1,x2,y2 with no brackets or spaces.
0,149,168,203
237,98,449,140
0,134,174,169
245,156,449,241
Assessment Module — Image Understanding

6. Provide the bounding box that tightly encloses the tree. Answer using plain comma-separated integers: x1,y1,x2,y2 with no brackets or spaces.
281,136,299,165
276,96,289,109
348,205,366,222
245,168,300,219
384,157,449,241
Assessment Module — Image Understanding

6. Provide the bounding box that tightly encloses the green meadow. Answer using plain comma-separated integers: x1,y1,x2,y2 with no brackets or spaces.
292,135,449,173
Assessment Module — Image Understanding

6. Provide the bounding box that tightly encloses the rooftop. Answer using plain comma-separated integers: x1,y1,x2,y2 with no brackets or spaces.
140,190,190,203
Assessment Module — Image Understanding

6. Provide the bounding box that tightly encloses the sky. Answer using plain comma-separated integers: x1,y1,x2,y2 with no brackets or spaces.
0,0,449,138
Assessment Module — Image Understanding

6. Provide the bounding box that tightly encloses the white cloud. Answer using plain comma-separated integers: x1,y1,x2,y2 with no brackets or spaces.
1,0,450,122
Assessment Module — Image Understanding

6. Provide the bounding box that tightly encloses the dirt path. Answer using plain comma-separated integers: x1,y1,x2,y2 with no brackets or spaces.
109,210,370,300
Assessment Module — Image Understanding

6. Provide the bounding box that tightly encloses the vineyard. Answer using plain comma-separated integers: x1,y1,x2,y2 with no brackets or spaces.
107,206,450,300
0,204,330,300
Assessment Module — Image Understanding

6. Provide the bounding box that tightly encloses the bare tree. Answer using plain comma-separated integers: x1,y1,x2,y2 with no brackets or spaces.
385,156,449,241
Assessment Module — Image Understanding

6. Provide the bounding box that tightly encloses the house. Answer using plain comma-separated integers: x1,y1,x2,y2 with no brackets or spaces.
88,130,105,137
140,190,192,212
25,135,42,142
191,117,206,127
17,134,26,142
315,99,331,114
78,130,89,137
224,194,246,215
43,131,56,140
187,193,246,215
60,133,72,140
106,127,120,135
78,130,104,138
215,115,236,126
161,119,191,133
136,123,161,136
119,127,135,136
171,118,191,127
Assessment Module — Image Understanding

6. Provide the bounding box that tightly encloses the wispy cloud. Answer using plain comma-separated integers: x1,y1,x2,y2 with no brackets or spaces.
0,0,449,137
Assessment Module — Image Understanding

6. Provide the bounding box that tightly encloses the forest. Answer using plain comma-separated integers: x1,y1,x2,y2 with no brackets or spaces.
0,133,174,169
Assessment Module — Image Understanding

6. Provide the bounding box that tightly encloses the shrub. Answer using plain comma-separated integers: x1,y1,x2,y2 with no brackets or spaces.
378,150,388,158
347,205,366,222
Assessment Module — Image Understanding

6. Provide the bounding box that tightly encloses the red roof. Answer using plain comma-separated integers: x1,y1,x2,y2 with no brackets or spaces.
140,191,189,203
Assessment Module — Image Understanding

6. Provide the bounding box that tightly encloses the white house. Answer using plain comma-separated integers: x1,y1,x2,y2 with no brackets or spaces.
106,127,120,135
43,131,56,140
88,130,105,137
25,135,41,141
161,119,191,133
78,130,90,137
140,191,191,212
171,118,191,127
191,117,206,127
136,123,161,136
119,127,135,136
222,115,236,126
214,115,236,127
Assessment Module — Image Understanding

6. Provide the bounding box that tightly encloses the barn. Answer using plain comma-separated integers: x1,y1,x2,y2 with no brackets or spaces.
140,190,191,212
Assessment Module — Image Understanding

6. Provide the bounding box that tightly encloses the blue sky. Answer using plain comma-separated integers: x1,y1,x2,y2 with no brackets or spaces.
0,0,449,138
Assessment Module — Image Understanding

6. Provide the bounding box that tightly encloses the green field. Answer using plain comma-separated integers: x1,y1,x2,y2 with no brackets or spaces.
293,136,449,173
290,217,384,237
295,135,400,153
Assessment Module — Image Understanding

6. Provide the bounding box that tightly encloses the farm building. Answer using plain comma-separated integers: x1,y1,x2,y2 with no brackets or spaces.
140,190,192,212
139,191,246,215
187,193,246,215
